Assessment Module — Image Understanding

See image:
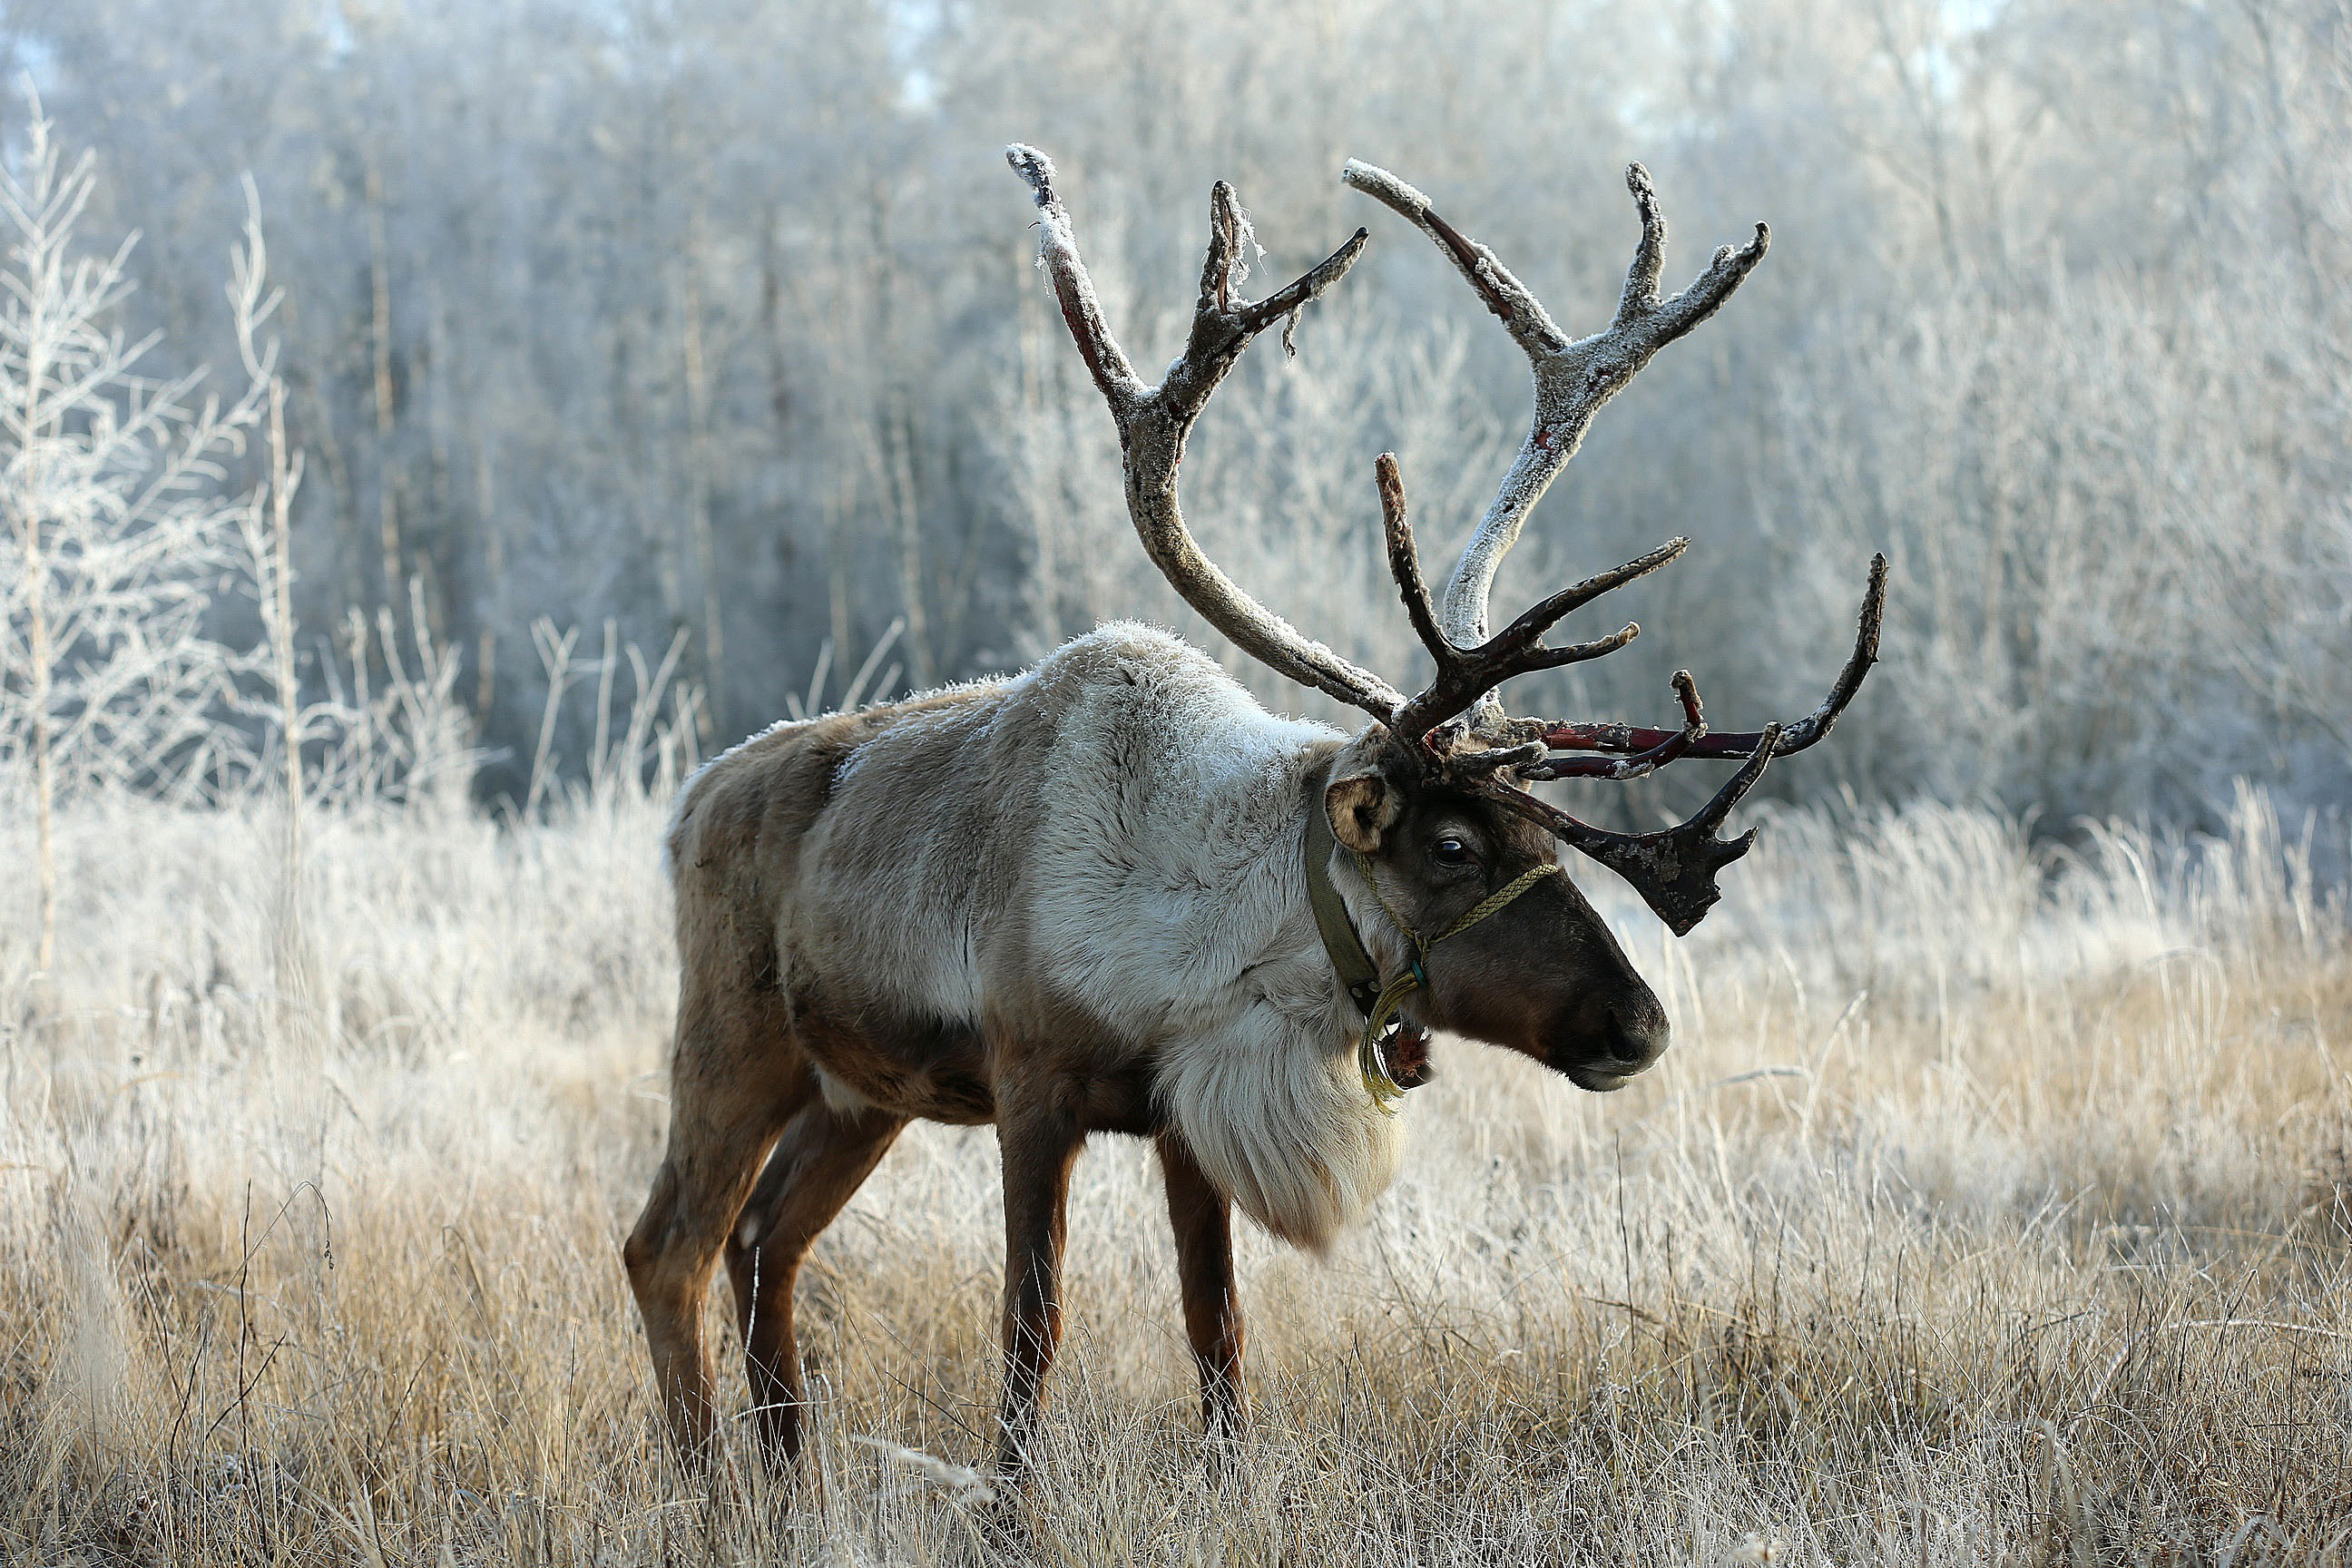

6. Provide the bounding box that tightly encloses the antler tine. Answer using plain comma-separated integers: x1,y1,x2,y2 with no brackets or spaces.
1762,551,1887,753
1523,670,1707,782
1494,722,1783,936
1475,556,1882,929
1375,451,1450,671
1533,553,1888,762
1338,161,1569,360
1009,145,1403,721
1008,143,1144,413
1377,452,1681,744
1343,158,1769,656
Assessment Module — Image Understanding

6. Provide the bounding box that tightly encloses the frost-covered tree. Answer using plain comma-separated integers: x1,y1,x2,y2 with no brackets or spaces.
0,100,270,970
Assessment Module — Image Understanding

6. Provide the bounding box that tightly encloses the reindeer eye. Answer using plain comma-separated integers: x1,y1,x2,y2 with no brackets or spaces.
1431,837,1474,867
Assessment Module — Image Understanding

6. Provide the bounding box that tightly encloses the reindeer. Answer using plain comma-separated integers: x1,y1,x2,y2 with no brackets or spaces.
623,144,1885,1479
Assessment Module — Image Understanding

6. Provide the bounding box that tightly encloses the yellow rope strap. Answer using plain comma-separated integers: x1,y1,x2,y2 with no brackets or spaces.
1349,852,1560,1113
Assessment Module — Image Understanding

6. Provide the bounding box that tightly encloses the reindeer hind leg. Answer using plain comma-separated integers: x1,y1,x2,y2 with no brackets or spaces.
624,985,813,1468
725,1089,906,1470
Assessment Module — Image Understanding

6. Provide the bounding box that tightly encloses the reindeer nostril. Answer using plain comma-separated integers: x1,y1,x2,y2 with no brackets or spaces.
1612,996,1669,1068
1553,986,1670,1083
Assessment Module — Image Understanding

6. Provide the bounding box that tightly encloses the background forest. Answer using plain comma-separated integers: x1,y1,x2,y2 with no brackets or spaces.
6,0,2348,828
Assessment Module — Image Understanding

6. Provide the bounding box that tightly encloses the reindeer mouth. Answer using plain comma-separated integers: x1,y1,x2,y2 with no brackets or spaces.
1566,1061,1650,1093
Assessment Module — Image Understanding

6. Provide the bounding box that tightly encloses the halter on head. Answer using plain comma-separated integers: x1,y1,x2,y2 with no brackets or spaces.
1303,773,1560,1112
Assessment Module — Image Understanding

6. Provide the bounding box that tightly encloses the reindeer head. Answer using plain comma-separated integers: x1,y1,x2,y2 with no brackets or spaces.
1008,145,1885,1091
1317,722,1669,1090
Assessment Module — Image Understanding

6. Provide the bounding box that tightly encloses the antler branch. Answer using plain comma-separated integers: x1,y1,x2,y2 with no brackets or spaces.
1010,144,1402,720
1014,146,1883,937
1375,452,1681,740
1340,158,1882,934
1008,144,1144,413
1342,159,1768,651
1494,722,1783,936
1523,554,1888,766
1524,670,1707,782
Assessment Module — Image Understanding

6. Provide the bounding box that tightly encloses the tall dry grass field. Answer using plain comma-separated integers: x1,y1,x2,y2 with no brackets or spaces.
2,785,2347,1564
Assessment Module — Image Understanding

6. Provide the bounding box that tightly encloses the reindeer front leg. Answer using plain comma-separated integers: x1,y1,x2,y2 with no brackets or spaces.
993,1083,1086,1476
1159,1134,1249,1445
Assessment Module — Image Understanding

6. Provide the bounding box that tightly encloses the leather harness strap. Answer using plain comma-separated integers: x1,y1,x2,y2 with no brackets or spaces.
1303,765,1387,1021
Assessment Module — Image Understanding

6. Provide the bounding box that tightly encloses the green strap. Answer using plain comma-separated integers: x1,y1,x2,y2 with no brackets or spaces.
1358,851,1561,949
1301,765,1561,1113
1303,777,1385,1017
1350,850,1559,1112
1356,969,1425,1113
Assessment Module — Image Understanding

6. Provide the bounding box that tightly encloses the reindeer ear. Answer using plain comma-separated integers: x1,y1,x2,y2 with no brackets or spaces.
1325,767,1404,854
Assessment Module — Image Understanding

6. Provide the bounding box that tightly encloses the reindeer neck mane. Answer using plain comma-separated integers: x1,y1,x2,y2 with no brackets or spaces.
1137,736,1405,1254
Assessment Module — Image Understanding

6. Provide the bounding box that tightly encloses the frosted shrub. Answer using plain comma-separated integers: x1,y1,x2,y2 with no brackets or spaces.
0,99,277,969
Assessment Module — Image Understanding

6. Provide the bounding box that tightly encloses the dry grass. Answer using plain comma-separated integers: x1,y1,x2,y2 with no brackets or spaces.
2,785,2347,1565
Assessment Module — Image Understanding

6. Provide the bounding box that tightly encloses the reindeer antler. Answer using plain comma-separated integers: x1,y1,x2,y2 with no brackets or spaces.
1012,144,1886,935
1346,161,1887,934
1006,145,1404,721
1343,160,1771,655
1377,451,1682,744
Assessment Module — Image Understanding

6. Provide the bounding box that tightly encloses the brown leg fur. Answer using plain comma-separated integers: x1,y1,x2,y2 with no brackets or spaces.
624,985,813,1466
725,1096,905,1468
992,1077,1087,1475
1159,1133,1249,1444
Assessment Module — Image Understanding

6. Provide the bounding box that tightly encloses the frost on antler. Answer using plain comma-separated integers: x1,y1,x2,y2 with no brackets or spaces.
1343,158,1769,652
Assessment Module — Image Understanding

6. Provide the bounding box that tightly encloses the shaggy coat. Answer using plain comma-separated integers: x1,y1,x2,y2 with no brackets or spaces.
627,621,1667,1471
666,622,1403,1250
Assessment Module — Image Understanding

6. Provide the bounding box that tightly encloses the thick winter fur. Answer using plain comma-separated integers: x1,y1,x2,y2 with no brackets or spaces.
665,623,1398,1249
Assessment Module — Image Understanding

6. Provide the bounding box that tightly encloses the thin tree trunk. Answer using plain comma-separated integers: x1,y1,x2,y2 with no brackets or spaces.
366,154,403,603
264,377,314,1024
20,321,55,976
882,389,935,687
683,212,724,728
24,505,54,979
862,200,936,687
825,474,854,691
475,438,500,720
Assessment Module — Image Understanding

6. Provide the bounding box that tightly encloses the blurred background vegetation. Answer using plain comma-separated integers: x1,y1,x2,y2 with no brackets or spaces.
5,0,2347,831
